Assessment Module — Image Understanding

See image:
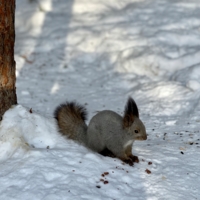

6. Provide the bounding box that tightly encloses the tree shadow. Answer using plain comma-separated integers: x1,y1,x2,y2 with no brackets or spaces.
15,0,74,114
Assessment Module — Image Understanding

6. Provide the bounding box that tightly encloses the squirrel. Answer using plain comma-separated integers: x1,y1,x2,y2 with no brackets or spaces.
54,97,147,166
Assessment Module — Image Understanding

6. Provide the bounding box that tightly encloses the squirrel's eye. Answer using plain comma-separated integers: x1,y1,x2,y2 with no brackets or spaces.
135,130,139,133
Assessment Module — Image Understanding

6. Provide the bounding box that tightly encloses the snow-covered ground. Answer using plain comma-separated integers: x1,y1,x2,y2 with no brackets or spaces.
0,0,200,199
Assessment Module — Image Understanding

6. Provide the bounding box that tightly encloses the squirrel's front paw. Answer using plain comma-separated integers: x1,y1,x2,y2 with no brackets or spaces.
123,158,134,166
129,155,139,163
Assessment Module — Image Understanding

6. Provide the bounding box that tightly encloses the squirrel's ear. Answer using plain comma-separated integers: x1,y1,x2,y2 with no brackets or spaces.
123,97,139,128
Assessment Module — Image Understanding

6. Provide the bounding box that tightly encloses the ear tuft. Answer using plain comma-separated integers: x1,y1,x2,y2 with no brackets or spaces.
123,97,139,128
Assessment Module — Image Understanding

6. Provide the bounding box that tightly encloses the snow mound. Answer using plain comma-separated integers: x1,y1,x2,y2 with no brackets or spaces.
0,105,66,161
134,81,199,116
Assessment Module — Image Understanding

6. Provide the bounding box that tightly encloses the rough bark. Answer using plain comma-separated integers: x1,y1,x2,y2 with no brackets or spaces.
0,0,17,119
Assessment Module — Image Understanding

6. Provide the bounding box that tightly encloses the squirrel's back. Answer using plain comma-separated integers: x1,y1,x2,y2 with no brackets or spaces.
86,110,126,152
54,101,87,144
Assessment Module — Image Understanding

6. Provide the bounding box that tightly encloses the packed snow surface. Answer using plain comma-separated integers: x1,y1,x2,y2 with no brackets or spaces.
1,0,200,199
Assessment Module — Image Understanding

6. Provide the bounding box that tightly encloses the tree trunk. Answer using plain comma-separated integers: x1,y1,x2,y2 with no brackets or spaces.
0,0,17,119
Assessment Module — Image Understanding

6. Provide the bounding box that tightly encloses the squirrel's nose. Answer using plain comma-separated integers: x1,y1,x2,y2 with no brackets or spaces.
143,135,147,140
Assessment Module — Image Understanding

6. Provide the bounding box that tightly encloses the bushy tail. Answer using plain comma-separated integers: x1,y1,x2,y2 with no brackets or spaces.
54,101,88,144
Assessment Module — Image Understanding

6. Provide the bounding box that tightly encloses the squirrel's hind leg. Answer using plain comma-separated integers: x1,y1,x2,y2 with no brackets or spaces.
99,148,116,158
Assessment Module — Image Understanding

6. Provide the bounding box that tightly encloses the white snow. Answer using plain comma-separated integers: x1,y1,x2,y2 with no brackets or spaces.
1,0,200,199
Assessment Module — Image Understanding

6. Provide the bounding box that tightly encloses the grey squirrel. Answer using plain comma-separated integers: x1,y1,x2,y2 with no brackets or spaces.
54,97,147,166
